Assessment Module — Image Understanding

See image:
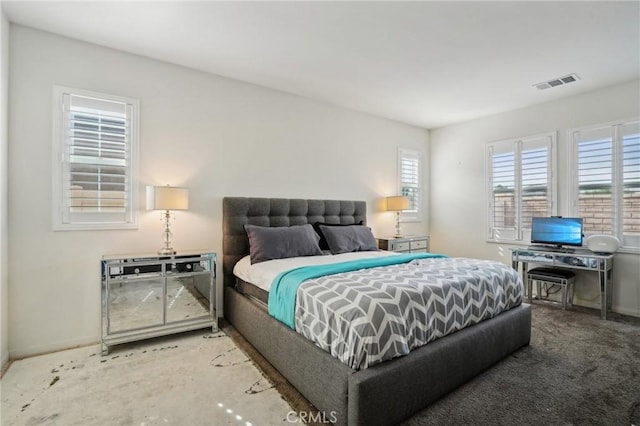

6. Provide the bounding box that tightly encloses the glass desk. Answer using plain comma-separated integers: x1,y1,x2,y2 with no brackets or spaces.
511,247,614,319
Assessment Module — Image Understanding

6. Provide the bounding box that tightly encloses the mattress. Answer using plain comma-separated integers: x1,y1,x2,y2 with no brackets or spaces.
233,251,400,304
233,250,400,291
234,278,270,305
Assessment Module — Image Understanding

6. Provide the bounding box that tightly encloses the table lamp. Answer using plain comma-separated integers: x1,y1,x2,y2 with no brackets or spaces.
386,195,410,238
146,185,189,255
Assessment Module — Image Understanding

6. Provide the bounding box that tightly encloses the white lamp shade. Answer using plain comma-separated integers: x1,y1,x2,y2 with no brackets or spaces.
146,186,189,211
386,196,410,211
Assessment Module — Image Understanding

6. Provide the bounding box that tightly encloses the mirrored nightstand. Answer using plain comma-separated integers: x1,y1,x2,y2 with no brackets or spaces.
101,250,217,354
377,236,430,253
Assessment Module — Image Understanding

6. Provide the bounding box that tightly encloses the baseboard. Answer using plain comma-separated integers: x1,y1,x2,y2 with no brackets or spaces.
1,351,9,377
611,305,640,318
568,299,639,318
9,336,99,361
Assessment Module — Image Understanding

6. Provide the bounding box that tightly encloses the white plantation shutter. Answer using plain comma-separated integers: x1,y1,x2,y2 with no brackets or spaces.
573,126,613,235
487,133,555,241
398,148,421,221
572,120,640,249
53,87,139,230
521,137,552,234
489,145,516,239
622,122,640,249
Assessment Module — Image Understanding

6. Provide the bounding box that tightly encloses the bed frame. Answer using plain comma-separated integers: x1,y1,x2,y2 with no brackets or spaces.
222,197,531,426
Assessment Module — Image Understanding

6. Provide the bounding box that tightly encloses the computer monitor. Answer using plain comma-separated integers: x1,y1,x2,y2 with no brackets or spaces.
530,217,583,248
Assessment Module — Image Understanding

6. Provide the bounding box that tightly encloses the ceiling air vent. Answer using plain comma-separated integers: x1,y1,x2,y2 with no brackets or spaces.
534,73,580,90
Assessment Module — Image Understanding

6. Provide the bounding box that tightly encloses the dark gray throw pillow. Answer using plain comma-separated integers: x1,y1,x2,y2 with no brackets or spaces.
318,224,378,254
312,220,364,250
244,224,323,264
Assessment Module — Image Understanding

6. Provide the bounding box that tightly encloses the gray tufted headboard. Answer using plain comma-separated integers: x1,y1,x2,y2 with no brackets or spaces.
222,197,367,288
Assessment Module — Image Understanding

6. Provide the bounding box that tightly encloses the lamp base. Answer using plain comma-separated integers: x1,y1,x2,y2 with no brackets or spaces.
394,211,402,239
159,210,176,256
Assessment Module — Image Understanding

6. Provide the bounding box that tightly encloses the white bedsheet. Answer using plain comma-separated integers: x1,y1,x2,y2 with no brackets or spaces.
233,250,399,292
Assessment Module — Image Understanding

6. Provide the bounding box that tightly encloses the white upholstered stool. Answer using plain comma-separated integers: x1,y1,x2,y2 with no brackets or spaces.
527,267,576,309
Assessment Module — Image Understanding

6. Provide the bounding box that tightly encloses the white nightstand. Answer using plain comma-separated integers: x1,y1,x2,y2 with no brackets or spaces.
377,236,430,253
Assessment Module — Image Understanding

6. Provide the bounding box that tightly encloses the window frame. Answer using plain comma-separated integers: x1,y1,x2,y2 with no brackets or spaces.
52,86,140,231
397,147,422,222
568,119,640,252
485,132,557,243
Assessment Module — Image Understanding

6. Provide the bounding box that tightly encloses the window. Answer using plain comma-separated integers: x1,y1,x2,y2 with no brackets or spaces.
486,133,556,242
52,86,139,230
398,148,422,221
571,120,640,250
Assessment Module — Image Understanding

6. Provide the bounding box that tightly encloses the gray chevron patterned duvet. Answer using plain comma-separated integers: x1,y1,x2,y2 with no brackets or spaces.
293,257,523,370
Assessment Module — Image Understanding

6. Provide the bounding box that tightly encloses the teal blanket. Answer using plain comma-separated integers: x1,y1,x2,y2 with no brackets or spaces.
268,252,447,328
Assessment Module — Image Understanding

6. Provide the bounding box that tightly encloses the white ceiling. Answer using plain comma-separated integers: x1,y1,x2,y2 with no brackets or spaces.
3,1,639,129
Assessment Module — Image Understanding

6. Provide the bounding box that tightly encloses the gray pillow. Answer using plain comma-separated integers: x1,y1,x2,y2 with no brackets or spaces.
244,224,323,264
318,224,378,254
313,220,364,250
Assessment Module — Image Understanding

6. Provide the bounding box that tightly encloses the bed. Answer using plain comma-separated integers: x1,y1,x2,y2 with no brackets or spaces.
222,197,531,425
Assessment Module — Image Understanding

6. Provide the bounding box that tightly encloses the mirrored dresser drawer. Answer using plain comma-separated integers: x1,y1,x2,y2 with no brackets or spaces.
378,236,430,253
512,249,612,271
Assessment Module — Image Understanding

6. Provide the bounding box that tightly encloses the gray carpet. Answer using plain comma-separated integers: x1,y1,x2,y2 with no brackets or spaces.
227,303,640,426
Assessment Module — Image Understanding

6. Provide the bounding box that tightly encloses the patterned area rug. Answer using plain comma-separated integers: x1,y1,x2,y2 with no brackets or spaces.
1,331,293,426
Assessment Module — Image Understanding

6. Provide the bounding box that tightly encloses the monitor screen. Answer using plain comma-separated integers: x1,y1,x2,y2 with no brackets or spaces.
530,217,583,247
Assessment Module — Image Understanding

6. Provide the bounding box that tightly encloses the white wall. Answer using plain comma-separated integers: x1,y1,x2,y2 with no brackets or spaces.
1,12,10,368
430,79,640,317
7,25,428,358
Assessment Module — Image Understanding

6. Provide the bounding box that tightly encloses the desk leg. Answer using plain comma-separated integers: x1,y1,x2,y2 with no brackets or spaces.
608,269,614,317
600,269,613,320
598,271,611,319
512,259,532,303
521,261,531,303
599,271,605,319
